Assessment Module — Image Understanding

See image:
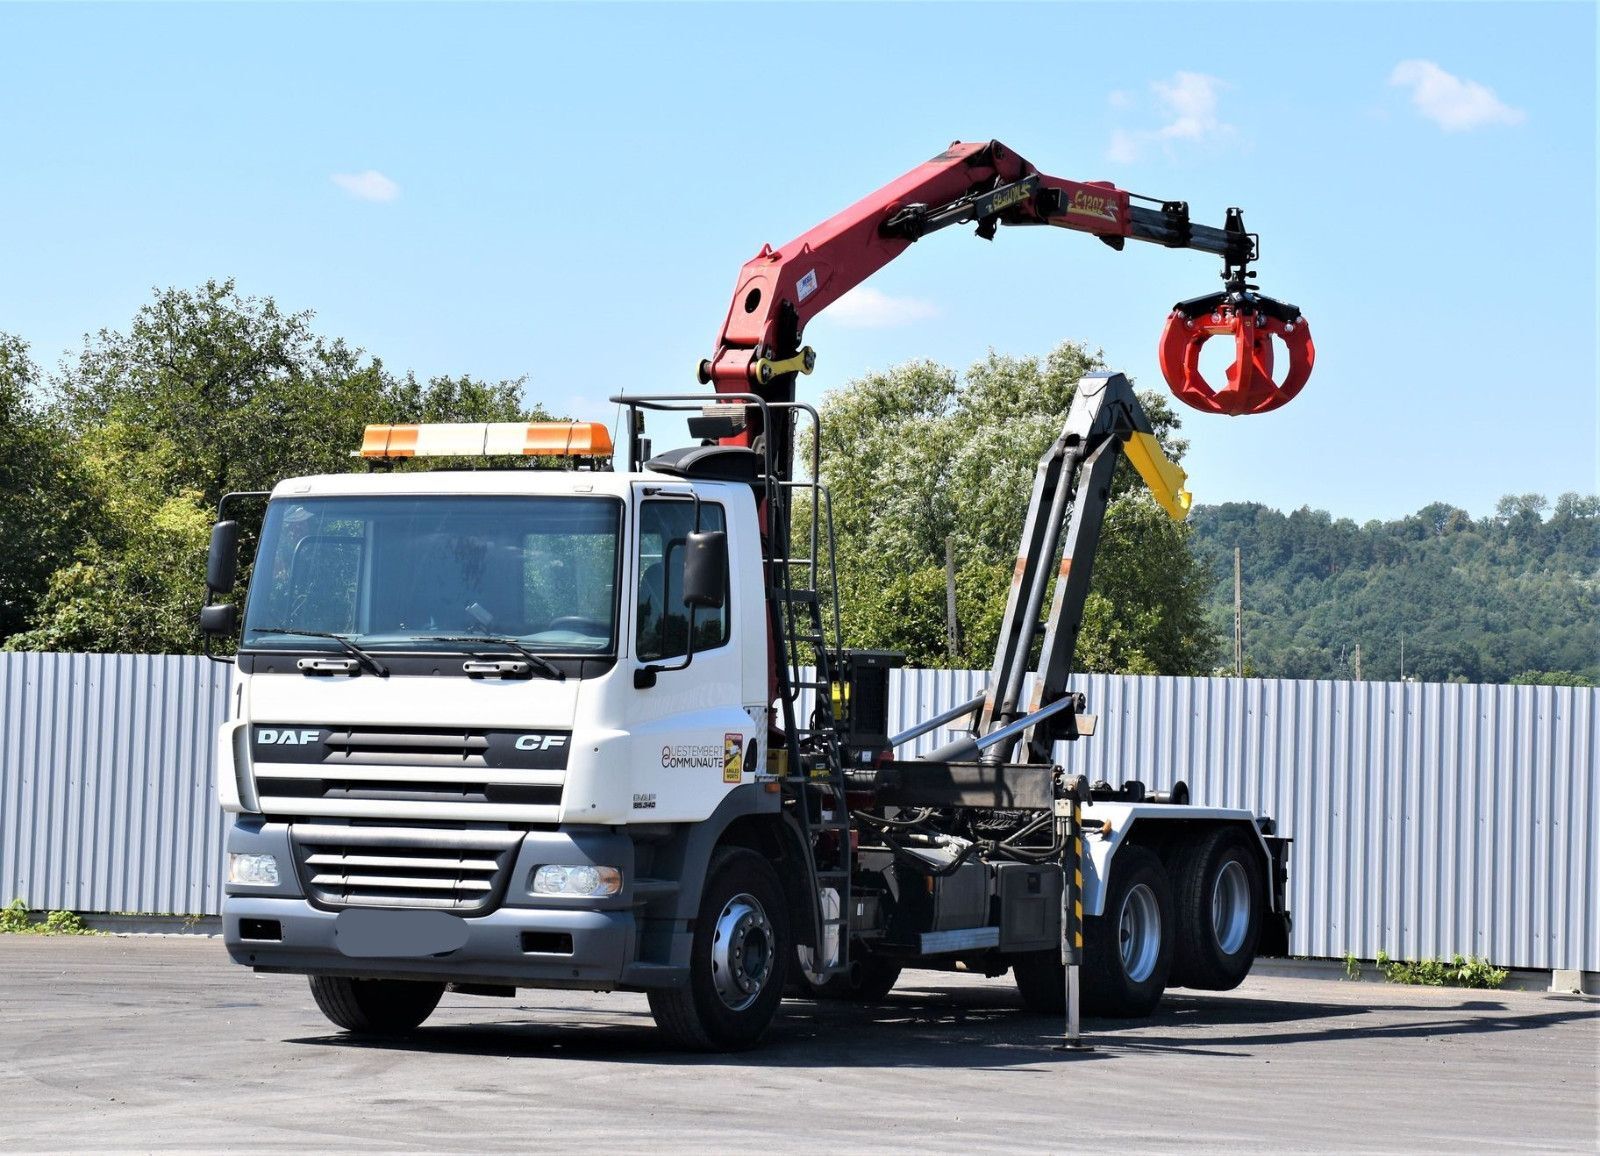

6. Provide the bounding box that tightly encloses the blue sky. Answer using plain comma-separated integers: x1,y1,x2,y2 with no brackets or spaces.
1,2,1594,522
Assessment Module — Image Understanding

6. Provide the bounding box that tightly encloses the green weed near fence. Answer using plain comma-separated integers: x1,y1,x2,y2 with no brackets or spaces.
1375,950,1508,989
1,899,98,936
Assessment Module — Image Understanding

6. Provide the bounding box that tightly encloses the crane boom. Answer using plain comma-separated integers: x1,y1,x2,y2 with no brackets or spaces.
697,138,1300,482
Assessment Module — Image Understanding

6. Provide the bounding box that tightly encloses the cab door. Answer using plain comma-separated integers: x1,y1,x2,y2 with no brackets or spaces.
624,485,752,821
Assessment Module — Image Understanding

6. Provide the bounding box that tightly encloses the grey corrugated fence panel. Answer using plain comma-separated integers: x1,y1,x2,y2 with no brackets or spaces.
807,668,1597,971
3,654,1595,968
1,653,231,916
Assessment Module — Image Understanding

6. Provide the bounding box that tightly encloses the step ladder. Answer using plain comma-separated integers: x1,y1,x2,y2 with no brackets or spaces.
769,464,852,981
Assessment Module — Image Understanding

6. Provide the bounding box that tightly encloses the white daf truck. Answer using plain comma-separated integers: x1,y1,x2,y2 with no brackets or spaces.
203,140,1304,1051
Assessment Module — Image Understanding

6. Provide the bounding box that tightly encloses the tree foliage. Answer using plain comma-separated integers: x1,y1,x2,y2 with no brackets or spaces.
4,280,549,654
819,344,1218,673
0,336,94,639
1189,495,1599,684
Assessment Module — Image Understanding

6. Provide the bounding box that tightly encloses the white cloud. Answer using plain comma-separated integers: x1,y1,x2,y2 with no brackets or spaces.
1107,128,1141,165
331,170,401,202
1153,72,1230,141
1106,71,1234,162
826,286,939,329
1389,59,1525,131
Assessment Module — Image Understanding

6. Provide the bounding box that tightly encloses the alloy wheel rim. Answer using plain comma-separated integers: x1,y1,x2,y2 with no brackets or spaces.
1118,882,1162,983
1211,859,1251,955
709,892,773,1011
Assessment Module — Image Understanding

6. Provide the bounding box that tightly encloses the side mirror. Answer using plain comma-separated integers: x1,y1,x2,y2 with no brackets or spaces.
199,603,238,636
682,530,727,610
207,520,240,593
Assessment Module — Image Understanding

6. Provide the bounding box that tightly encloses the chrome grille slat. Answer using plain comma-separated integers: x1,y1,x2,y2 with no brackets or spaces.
319,751,489,768
326,731,490,752
255,764,564,787
305,853,502,871
289,823,524,850
310,874,493,892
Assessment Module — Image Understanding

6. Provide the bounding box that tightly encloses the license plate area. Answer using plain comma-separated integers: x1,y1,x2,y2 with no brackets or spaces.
334,908,468,958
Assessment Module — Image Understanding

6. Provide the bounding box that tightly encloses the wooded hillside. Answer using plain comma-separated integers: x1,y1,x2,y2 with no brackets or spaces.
1188,496,1598,685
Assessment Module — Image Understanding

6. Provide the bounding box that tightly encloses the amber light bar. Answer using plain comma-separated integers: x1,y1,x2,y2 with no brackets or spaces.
359,422,614,459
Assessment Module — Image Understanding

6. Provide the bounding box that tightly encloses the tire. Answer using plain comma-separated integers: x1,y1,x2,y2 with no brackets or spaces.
1169,827,1265,991
648,847,790,1051
1012,950,1065,1014
1082,843,1175,1018
1011,844,1175,1018
308,975,444,1035
795,952,901,1003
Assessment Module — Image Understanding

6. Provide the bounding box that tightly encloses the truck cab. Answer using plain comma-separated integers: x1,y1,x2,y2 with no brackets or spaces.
213,424,802,1046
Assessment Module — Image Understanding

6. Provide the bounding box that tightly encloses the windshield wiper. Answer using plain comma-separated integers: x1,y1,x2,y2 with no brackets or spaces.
413,635,566,681
250,628,390,677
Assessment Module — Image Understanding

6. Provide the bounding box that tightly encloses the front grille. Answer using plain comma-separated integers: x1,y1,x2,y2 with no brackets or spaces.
252,725,569,822
292,824,522,912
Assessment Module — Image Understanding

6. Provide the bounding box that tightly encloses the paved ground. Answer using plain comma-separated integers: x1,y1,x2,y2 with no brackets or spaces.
1,937,1595,1154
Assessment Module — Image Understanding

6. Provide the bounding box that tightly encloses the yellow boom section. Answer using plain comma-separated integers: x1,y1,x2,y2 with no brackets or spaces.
1123,431,1192,522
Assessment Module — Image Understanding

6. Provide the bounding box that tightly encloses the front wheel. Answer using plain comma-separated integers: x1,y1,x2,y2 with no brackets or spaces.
648,847,789,1051
308,975,444,1035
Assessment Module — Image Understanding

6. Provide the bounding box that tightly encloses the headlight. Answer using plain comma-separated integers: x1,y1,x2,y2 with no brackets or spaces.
532,864,622,897
228,853,280,887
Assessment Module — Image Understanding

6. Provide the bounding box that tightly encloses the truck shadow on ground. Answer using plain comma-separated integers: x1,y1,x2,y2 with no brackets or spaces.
285,980,1599,1068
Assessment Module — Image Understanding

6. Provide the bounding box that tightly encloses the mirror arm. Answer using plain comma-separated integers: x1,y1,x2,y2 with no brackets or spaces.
202,630,236,666
634,605,698,689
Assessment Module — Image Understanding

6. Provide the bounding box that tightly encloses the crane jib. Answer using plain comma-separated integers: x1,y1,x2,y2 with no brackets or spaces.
699,137,1313,438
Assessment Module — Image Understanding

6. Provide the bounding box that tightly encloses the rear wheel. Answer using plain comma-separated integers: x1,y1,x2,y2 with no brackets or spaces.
1170,827,1265,990
648,847,789,1051
1083,844,1174,1017
1011,844,1175,1018
308,975,444,1035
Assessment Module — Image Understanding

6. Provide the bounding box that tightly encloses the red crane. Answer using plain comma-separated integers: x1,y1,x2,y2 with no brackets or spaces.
698,139,1314,478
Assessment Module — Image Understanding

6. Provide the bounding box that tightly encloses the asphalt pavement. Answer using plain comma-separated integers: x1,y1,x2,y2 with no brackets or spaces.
1,936,1595,1153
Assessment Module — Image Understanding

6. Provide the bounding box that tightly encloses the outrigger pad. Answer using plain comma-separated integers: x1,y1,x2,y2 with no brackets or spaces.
1158,293,1315,416
646,444,767,488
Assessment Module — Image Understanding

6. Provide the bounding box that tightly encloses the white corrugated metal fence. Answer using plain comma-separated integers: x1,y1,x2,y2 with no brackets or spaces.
1,653,231,917
1,654,1594,971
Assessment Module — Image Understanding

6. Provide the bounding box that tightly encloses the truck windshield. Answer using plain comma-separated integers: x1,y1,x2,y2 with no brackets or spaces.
241,495,622,654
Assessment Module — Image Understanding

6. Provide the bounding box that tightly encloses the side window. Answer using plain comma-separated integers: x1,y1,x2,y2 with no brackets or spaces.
636,500,728,661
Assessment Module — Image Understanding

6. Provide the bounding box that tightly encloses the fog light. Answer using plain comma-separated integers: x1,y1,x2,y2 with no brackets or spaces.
532,864,621,897
227,853,280,887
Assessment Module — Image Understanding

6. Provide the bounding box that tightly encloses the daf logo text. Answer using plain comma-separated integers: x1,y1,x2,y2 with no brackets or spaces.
256,728,319,746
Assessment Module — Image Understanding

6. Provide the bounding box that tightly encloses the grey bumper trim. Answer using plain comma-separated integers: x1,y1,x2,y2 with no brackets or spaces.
224,896,685,991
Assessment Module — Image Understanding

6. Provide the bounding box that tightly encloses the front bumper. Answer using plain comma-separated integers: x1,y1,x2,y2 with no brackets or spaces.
222,817,687,990
223,896,661,989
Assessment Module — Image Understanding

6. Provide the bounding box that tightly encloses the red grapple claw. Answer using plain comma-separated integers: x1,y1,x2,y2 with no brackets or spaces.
1159,300,1315,416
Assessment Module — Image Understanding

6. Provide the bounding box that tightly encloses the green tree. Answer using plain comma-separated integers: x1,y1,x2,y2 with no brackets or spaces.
5,425,211,654
9,280,552,654
0,336,94,641
819,343,1217,672
53,279,390,506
